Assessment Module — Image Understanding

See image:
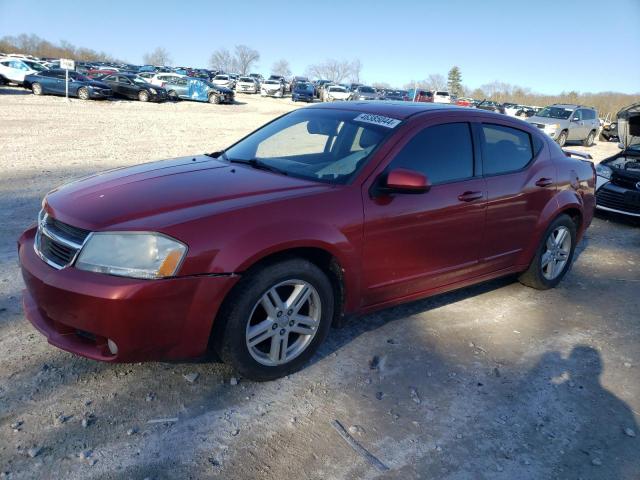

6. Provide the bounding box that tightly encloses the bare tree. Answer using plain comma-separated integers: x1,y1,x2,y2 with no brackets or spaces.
425,74,446,91
143,47,172,66
234,45,260,75
209,48,234,72
306,59,361,83
0,34,121,62
271,59,291,77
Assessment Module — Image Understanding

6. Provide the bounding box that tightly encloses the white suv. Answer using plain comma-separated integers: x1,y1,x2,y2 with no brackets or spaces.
0,57,47,85
432,91,451,103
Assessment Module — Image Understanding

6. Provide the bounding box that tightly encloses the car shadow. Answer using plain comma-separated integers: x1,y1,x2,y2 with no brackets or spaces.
0,86,30,95
595,209,640,227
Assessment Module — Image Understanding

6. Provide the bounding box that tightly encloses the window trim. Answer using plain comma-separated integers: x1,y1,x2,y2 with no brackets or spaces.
475,122,540,177
384,121,478,187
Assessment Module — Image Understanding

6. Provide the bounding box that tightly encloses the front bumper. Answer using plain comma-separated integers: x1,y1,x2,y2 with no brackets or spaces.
88,88,112,99
595,181,640,217
150,90,168,102
19,227,239,362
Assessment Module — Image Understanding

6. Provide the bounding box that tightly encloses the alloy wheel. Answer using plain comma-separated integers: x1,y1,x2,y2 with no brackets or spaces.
245,280,321,367
541,226,572,280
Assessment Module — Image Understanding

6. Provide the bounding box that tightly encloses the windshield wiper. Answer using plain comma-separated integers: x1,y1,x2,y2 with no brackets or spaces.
228,158,289,176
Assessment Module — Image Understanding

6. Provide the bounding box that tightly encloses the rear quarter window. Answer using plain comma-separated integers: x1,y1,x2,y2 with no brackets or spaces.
481,124,535,175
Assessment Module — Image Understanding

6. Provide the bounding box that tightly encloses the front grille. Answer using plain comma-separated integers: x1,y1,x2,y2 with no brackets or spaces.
34,212,91,269
597,187,640,214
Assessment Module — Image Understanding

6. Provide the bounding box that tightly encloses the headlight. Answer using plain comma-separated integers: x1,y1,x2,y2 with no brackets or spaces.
75,232,187,279
545,123,559,130
149,88,157,94
595,164,612,179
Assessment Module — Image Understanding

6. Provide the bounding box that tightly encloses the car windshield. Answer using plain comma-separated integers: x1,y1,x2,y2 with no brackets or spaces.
223,109,395,184
329,87,346,92
359,87,375,93
69,72,89,81
239,77,253,82
24,61,47,71
215,75,228,80
132,76,150,85
536,107,573,119
265,80,279,85
296,83,313,91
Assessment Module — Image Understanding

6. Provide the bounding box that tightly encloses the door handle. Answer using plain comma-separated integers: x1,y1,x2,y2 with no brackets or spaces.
458,191,483,202
535,177,554,187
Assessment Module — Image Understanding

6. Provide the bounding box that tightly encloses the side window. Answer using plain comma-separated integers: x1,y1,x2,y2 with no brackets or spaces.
104,75,117,81
572,110,582,121
584,109,596,120
481,124,533,175
389,122,474,184
119,76,132,84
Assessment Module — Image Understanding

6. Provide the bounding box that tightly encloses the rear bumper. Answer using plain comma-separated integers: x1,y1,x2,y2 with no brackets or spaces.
19,227,239,362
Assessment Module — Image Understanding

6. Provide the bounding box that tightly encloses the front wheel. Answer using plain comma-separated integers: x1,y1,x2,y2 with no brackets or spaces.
208,93,221,104
138,90,149,102
583,130,595,147
32,83,43,95
78,87,90,100
214,258,334,381
556,130,568,147
518,214,577,290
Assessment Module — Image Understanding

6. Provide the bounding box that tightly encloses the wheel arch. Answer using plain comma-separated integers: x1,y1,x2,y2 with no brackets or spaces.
208,245,348,353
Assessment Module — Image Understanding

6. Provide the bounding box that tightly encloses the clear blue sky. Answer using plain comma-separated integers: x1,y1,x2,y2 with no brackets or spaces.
1,0,639,94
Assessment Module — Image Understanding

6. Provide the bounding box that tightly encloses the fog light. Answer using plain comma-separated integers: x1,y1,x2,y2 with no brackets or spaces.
107,339,118,355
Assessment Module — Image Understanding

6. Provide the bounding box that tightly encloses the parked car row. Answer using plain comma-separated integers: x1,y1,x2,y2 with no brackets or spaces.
1,55,236,105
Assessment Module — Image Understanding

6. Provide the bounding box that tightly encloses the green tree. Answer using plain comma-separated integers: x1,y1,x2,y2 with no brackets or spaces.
447,66,462,96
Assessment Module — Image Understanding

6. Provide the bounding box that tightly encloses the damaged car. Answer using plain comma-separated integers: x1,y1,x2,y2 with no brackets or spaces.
595,102,640,218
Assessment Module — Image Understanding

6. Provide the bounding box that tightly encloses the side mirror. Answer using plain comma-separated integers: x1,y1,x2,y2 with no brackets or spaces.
376,168,431,195
571,117,580,122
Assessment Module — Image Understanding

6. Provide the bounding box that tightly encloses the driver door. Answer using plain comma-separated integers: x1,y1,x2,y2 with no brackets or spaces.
361,120,487,306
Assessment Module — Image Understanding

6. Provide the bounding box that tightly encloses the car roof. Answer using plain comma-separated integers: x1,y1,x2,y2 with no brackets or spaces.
307,101,460,119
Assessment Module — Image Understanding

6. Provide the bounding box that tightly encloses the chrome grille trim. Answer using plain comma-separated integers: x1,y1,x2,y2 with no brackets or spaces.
33,210,93,270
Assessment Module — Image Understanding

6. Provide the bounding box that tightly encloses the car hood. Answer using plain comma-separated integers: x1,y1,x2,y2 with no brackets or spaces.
44,155,329,231
617,102,640,148
85,80,110,89
527,116,561,125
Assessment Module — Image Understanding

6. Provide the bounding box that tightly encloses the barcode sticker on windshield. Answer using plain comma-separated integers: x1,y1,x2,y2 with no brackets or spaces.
354,113,401,129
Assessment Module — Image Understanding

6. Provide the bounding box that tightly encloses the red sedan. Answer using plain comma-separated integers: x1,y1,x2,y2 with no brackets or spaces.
18,103,596,380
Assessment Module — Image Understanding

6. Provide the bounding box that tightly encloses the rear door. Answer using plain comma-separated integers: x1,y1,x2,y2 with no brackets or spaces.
568,109,586,140
361,119,487,306
477,121,556,272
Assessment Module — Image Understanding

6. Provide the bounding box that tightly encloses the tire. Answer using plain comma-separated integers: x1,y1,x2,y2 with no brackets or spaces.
556,130,568,147
518,214,577,290
78,87,90,100
208,93,221,104
168,90,178,101
214,258,335,381
583,130,595,147
138,90,149,102
32,83,43,96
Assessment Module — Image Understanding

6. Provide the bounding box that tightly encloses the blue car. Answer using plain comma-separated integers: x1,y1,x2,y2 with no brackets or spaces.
164,77,234,104
291,82,315,103
23,69,112,100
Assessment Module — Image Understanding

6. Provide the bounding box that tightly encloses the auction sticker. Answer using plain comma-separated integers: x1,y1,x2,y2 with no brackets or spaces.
354,113,401,129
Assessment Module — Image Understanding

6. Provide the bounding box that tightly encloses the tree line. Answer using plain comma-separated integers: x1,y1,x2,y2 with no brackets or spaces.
3,34,637,117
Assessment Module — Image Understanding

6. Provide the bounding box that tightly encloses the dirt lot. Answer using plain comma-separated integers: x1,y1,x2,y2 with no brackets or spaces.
0,87,638,480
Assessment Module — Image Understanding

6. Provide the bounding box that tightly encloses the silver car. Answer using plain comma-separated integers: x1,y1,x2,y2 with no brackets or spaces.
527,104,599,147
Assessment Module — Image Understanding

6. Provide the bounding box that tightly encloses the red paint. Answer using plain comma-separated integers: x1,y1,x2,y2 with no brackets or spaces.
18,103,595,362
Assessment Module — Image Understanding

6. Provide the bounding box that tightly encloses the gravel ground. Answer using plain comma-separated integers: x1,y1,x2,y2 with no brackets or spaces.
0,87,638,480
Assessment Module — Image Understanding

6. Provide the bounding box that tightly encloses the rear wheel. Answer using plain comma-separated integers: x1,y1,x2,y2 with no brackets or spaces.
556,130,568,147
138,90,149,102
518,214,577,290
214,258,334,381
583,130,595,147
78,87,90,100
32,83,43,95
